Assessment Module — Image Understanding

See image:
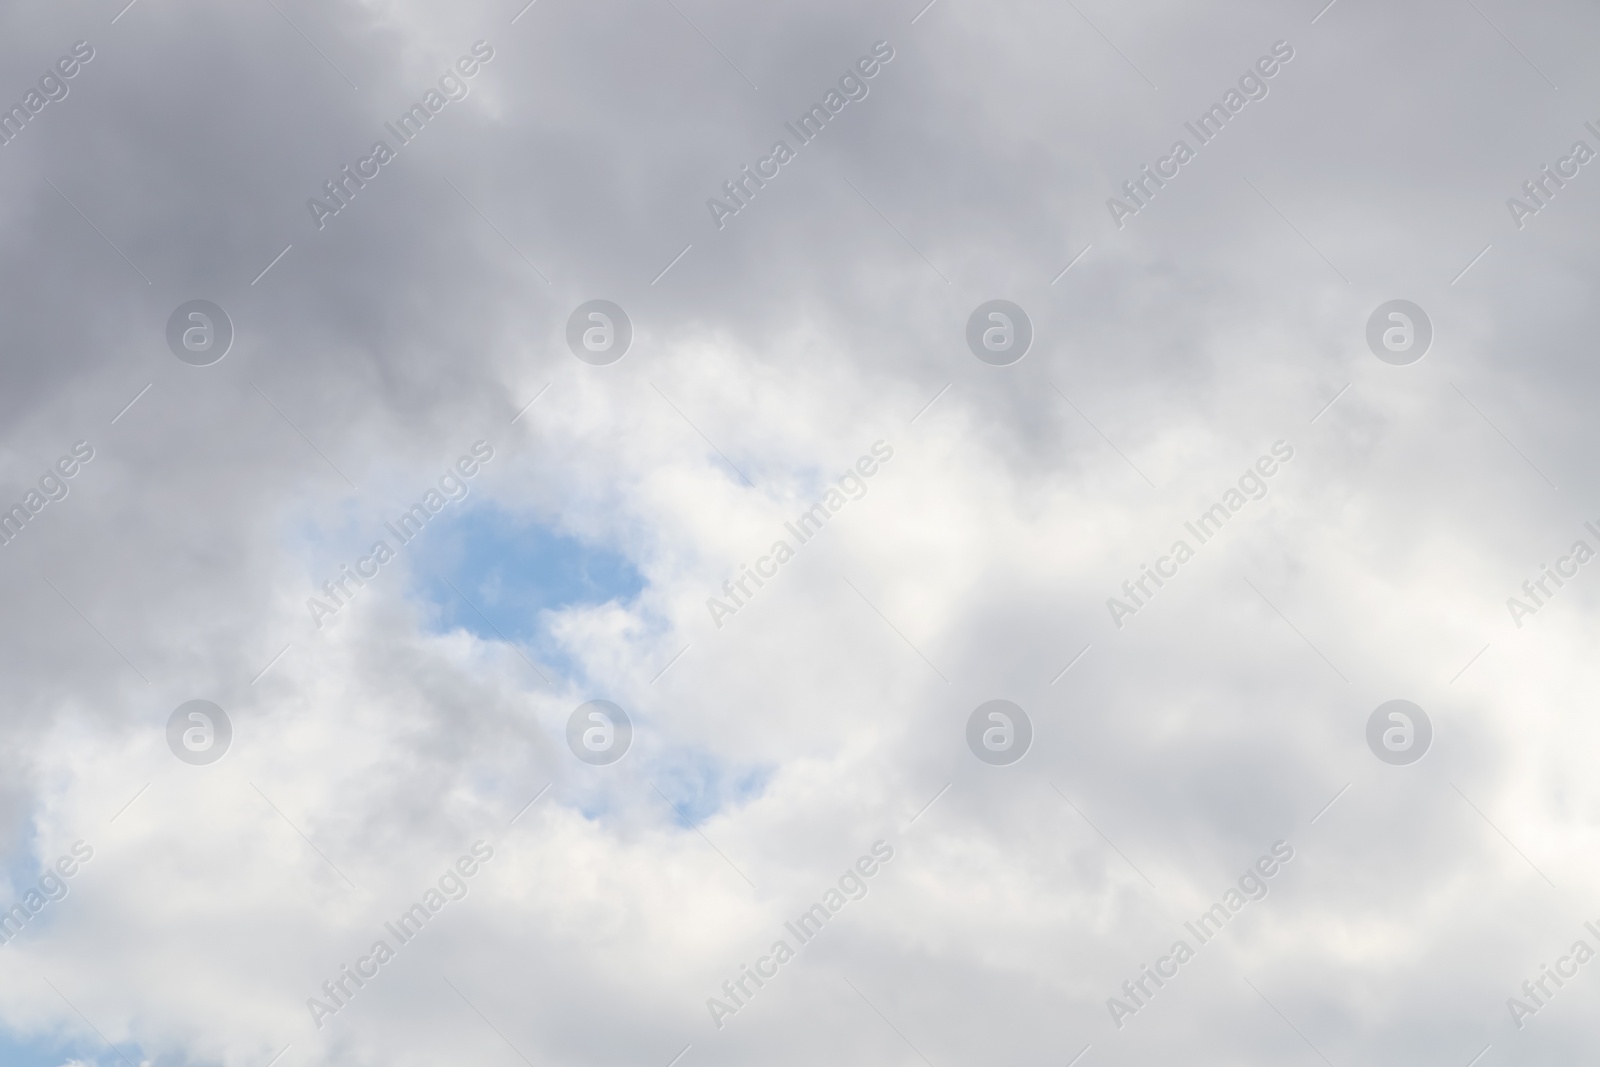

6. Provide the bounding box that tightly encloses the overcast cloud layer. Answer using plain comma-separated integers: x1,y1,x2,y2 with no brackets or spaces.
1,0,1599,1064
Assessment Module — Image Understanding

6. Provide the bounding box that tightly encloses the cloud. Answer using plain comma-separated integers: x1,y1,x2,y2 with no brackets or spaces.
0,0,1597,1063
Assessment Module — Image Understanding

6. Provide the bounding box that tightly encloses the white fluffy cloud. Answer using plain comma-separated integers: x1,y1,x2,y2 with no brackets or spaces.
0,0,1597,1064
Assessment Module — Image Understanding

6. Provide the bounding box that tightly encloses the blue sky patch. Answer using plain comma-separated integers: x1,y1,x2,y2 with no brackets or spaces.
409,504,644,654
0,1028,144,1067
650,750,772,827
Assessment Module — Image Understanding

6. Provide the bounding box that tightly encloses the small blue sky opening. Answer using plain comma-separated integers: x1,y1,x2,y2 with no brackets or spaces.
407,504,645,665
651,751,772,827
0,1021,145,1067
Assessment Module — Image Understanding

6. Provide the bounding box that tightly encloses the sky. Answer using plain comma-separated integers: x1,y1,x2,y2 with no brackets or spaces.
0,0,1598,1064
